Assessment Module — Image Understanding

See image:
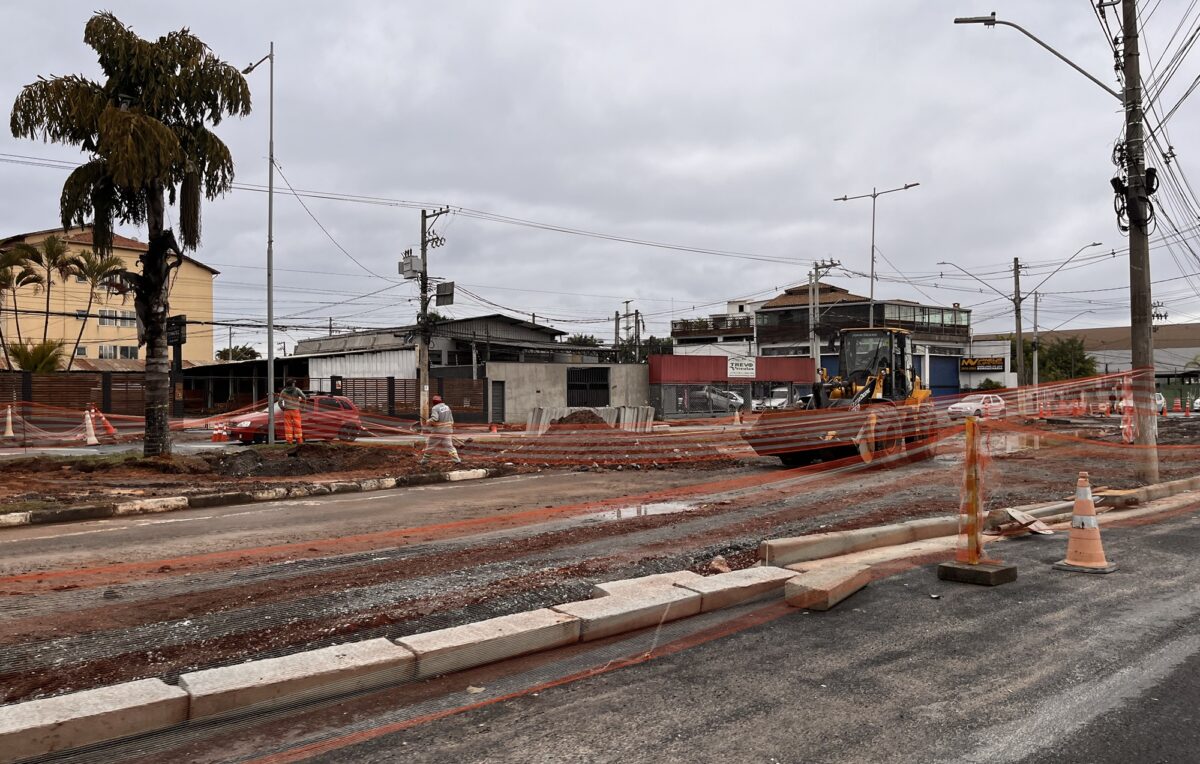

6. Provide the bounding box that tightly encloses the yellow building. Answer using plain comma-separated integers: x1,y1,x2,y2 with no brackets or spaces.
1,225,217,366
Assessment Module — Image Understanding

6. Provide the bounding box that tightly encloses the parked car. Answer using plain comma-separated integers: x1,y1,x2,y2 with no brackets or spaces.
718,390,745,408
1117,392,1167,416
753,386,792,412
694,385,738,412
229,395,366,444
947,393,1006,420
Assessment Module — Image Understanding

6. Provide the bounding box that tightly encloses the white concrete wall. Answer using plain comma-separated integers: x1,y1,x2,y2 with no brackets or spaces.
486,362,650,424
308,349,417,380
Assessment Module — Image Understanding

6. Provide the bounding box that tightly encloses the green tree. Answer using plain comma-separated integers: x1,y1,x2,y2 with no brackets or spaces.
1039,336,1097,381
0,249,44,369
976,377,1004,391
11,12,251,455
216,344,260,361
8,340,66,372
9,235,73,343
64,249,126,370
566,333,601,347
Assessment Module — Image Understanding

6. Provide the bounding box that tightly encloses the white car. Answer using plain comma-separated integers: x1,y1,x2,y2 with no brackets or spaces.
1117,392,1167,416
947,394,1006,420
753,386,791,412
718,390,745,408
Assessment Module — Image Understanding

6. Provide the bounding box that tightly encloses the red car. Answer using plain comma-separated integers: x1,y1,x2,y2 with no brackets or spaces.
229,395,366,444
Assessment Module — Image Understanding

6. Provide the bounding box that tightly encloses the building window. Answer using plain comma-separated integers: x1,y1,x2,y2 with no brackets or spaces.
75,346,87,357
99,309,118,327
119,346,138,360
119,310,137,328
98,345,117,359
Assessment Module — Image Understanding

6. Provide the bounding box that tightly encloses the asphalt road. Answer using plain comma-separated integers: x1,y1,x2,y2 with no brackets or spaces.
302,504,1200,764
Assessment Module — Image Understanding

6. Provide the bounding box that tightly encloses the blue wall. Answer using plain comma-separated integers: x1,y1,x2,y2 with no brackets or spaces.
929,355,961,397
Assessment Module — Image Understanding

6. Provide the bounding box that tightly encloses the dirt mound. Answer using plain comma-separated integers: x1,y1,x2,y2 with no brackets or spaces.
205,443,404,478
550,410,610,427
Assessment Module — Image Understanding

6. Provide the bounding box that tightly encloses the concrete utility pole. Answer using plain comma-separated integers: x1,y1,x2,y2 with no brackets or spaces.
1032,291,1039,390
808,259,841,379
1123,0,1159,481
418,207,450,422
834,182,920,328
1013,258,1024,386
952,5,1156,479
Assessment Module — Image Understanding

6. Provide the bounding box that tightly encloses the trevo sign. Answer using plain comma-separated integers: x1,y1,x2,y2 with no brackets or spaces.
727,356,757,378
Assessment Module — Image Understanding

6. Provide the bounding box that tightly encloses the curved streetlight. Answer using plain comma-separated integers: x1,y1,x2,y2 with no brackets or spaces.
243,43,276,444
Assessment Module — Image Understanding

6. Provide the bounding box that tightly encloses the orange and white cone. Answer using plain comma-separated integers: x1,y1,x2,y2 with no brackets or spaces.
211,421,228,443
1053,471,1117,574
3,405,12,439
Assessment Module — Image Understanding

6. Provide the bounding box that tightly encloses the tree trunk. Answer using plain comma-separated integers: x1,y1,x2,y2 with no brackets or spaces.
41,272,51,344
142,186,173,457
66,291,93,372
0,295,9,371
11,287,24,345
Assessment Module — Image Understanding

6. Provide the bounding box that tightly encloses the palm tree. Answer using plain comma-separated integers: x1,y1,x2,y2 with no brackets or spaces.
10,12,251,455
0,249,44,369
9,235,73,343
8,340,66,373
64,249,125,370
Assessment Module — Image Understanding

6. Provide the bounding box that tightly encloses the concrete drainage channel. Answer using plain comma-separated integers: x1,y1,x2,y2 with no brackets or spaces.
0,468,501,529
5,471,1200,762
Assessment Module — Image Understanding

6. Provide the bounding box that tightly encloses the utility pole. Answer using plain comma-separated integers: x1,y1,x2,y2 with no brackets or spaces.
1013,257,1025,387
1032,291,1039,389
418,206,450,422
834,182,920,328
808,259,841,379
614,310,620,347
634,309,642,362
1123,0,1159,481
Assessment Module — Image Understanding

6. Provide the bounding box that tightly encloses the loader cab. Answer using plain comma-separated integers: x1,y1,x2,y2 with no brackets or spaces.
840,328,915,400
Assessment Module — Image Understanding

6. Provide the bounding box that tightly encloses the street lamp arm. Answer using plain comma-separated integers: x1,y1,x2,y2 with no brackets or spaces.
1025,241,1103,295
956,14,1122,101
937,261,1013,302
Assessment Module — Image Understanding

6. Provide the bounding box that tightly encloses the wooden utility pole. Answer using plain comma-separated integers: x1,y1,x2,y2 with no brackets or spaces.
1123,0,1159,480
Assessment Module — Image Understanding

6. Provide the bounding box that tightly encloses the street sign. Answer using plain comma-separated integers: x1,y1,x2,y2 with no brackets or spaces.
727,356,756,378
436,281,455,306
960,357,1005,373
166,315,187,346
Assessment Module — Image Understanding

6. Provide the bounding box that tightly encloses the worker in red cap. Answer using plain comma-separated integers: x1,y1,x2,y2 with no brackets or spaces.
420,393,461,464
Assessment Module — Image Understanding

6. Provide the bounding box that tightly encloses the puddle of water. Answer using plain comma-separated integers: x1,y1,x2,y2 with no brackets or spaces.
591,501,697,521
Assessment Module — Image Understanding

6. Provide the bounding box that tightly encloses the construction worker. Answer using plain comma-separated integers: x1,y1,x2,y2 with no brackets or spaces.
420,394,461,464
279,378,307,445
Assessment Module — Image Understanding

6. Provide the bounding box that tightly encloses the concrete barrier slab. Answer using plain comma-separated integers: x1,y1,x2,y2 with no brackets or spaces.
396,609,580,679
591,570,704,598
112,497,190,516
0,678,187,763
178,638,416,719
446,469,489,482
760,517,957,567
783,563,873,611
552,588,702,641
675,567,798,612
0,512,31,527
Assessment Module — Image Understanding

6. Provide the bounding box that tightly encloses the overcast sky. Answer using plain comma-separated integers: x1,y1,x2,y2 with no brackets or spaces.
3,1,1200,354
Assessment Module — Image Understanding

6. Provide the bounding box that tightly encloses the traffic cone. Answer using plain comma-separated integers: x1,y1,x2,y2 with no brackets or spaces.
1173,398,1182,413
83,410,99,446
3,405,12,438
489,423,498,434
1187,398,1192,417
1053,471,1117,574
95,408,117,438
211,421,228,443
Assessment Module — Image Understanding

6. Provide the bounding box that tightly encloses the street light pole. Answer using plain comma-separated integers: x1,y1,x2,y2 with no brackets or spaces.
953,5,1156,479
835,182,920,328
244,43,276,444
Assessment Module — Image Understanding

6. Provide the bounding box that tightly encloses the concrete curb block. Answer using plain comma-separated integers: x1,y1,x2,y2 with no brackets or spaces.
177,638,416,719
674,566,798,612
0,679,187,764
760,517,960,568
113,497,191,516
552,587,702,641
592,570,704,598
783,564,873,610
0,467,507,531
396,609,580,679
